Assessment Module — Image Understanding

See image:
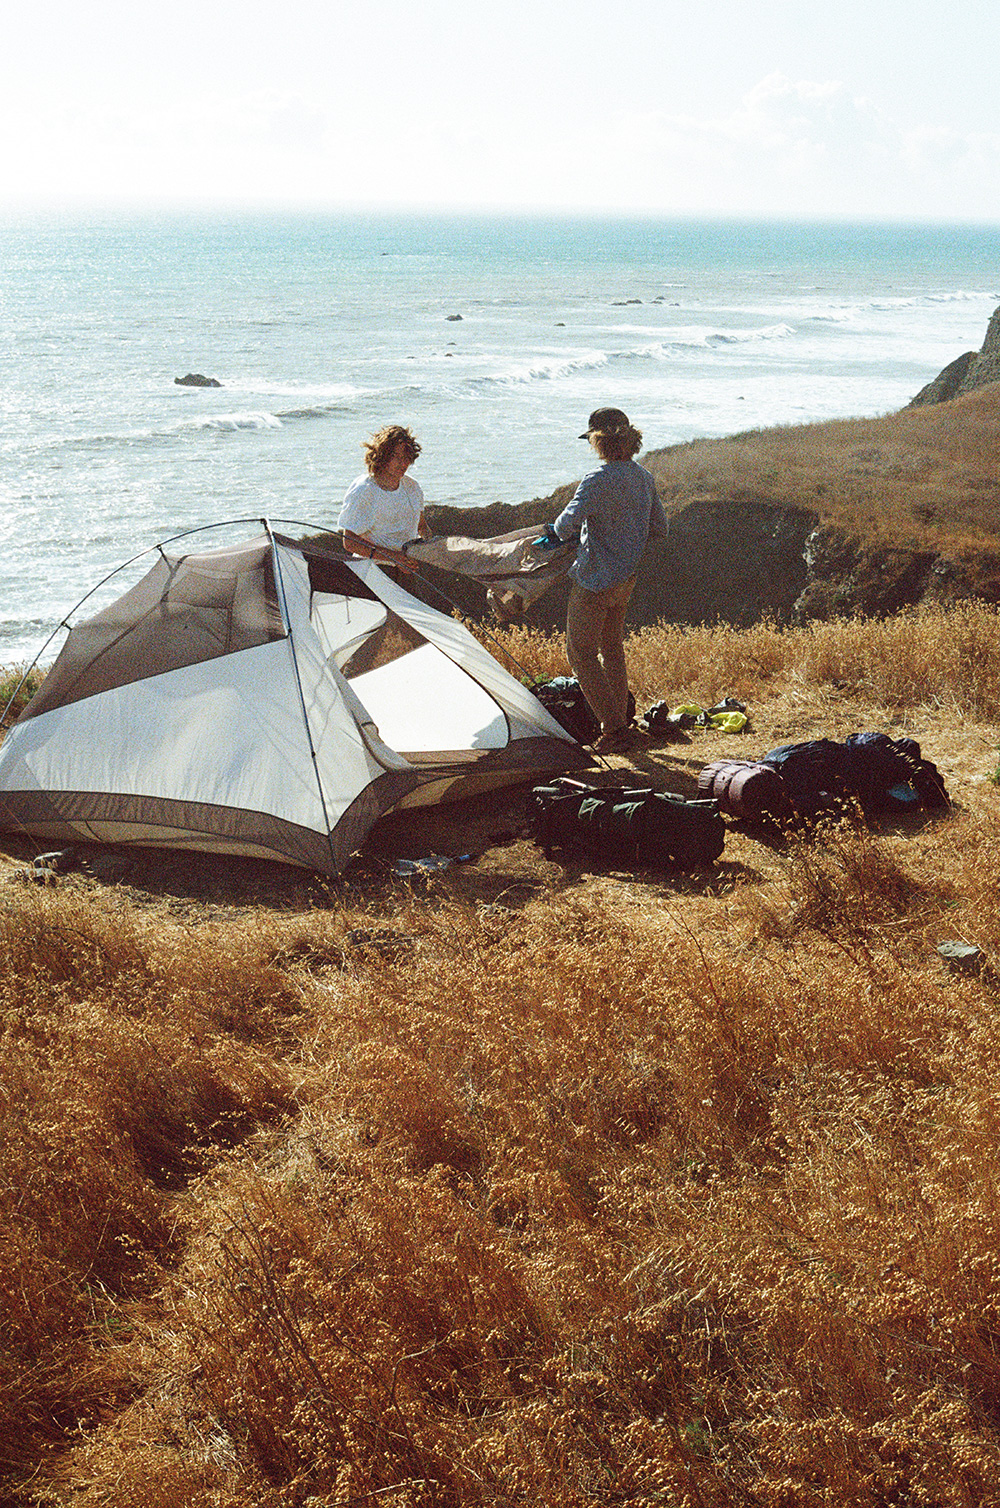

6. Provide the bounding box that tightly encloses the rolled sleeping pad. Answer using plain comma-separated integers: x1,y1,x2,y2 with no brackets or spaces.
698,760,793,822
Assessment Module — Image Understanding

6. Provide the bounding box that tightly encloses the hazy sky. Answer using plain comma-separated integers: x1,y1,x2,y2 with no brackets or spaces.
4,0,999,219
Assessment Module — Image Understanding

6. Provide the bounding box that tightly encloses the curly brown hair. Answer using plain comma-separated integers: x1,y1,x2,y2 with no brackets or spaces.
591,424,643,462
363,424,422,476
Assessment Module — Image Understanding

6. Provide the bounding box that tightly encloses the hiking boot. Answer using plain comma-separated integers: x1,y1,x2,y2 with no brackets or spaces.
593,725,643,755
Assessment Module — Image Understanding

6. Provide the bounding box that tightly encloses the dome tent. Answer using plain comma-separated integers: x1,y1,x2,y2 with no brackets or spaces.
0,524,591,875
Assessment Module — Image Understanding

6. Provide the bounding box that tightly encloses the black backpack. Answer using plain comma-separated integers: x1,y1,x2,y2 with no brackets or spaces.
530,777,725,869
761,734,949,820
841,732,949,812
531,677,636,745
760,739,853,818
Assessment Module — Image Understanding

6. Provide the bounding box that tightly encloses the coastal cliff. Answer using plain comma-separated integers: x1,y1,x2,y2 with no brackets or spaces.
909,301,1000,405
425,488,985,634
425,336,1000,633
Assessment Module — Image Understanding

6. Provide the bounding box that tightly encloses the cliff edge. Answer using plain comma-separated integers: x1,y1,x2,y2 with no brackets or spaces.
425,369,1000,633
909,302,1000,406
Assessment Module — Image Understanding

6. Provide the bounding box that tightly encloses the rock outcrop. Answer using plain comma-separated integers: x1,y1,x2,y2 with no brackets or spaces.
909,303,1000,405
175,373,222,388
908,350,977,406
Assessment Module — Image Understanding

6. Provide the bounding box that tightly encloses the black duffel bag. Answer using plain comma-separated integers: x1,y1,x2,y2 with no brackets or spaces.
530,776,725,869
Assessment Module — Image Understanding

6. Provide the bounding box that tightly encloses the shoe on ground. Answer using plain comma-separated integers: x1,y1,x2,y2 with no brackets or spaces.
593,725,639,754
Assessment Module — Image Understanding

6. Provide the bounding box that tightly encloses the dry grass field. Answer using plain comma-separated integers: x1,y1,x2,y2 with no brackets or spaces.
644,385,1000,561
2,603,1000,1507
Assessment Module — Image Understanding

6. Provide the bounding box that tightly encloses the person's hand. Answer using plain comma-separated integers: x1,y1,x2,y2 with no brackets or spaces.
532,523,561,551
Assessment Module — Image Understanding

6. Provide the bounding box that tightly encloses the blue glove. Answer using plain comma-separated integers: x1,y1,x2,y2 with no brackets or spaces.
532,523,561,551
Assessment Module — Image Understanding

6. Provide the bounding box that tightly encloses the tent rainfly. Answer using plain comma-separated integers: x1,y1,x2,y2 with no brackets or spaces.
0,528,592,874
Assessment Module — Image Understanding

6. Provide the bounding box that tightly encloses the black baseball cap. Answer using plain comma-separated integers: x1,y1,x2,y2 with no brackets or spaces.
579,406,630,438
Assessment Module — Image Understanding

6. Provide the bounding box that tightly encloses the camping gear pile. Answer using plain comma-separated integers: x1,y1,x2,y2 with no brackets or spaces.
528,732,950,873
641,697,748,735
529,776,725,870
699,733,949,825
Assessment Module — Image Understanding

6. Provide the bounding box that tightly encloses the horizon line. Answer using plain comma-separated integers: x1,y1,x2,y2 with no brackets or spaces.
2,198,1000,231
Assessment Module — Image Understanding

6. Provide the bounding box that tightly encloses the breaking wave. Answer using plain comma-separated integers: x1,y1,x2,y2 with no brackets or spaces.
468,351,611,386
178,411,283,432
705,323,796,346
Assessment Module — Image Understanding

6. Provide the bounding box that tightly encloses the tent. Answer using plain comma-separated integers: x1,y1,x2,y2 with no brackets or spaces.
0,526,592,874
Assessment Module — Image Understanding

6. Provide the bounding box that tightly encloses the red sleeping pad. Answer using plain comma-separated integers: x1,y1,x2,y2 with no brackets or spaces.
697,760,793,823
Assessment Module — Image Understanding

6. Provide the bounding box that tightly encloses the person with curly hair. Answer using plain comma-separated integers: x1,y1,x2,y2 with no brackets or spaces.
339,424,431,573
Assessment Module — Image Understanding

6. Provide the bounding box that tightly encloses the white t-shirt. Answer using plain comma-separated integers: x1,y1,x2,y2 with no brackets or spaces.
338,473,425,552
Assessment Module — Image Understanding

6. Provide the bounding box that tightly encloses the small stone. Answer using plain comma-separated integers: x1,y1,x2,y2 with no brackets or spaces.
937,941,984,973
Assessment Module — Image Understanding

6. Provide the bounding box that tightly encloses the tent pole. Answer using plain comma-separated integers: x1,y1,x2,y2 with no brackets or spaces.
263,520,341,876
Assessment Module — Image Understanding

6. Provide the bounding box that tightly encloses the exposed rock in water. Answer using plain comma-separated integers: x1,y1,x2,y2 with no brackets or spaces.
909,303,1000,405
175,373,222,388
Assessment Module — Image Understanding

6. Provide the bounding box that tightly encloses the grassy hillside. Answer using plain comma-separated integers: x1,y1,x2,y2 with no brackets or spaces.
423,387,1000,632
2,603,1000,1505
644,385,1000,559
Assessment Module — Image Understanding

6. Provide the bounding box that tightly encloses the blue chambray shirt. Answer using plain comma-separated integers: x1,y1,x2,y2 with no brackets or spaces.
553,459,668,592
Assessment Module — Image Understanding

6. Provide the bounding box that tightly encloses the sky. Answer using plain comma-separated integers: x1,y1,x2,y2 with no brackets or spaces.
4,0,1000,220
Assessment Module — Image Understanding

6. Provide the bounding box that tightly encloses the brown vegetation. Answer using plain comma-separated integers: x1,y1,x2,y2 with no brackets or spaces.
425,387,1000,632
2,603,1000,1506
644,386,1000,559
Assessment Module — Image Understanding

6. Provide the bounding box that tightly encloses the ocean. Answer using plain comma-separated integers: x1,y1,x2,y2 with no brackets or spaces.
2,210,998,667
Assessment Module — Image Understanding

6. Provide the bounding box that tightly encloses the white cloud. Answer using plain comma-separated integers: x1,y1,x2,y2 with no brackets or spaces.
607,73,1000,217
3,68,1000,218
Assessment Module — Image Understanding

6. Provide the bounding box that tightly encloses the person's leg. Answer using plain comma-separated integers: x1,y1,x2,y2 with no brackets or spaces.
598,574,637,730
565,582,618,734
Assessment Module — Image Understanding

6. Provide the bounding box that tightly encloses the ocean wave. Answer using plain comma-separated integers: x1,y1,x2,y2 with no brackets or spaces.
610,329,793,358
30,409,288,454
443,327,802,390
180,411,284,433
275,403,356,421
468,352,611,386
923,289,999,303
0,616,51,644
228,379,369,399
868,297,923,311
806,310,858,324
866,291,997,312
705,323,796,346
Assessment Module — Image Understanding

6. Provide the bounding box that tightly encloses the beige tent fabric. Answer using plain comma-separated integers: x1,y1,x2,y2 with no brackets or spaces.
405,526,573,618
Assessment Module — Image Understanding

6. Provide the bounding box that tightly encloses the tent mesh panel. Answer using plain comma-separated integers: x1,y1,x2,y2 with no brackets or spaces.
21,539,284,720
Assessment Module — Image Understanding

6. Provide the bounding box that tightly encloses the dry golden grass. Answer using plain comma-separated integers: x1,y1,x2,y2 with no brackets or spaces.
491,598,1000,721
644,385,1000,558
3,604,1000,1506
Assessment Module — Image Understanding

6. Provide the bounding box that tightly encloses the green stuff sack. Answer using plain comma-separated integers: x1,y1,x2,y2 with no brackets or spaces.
531,780,725,870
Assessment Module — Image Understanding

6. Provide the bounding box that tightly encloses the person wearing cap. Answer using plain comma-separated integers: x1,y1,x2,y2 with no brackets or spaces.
540,407,667,754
